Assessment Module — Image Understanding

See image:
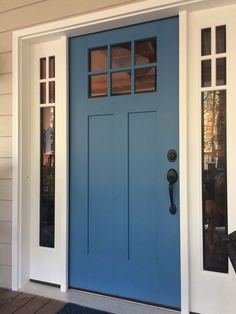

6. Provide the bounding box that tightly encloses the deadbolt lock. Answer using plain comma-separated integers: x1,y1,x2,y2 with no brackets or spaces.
167,149,177,162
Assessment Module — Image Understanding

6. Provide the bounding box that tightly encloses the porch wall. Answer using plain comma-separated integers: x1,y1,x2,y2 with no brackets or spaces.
0,0,141,289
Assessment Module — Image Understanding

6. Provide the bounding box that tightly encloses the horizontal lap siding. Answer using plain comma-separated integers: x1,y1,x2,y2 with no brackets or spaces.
0,243,11,264
0,95,12,115
0,52,12,75
0,116,12,136
0,0,138,33
0,1,48,13
0,222,11,244
0,0,140,288
0,138,12,158
0,265,11,288
0,32,12,54
0,159,12,179
0,180,12,200
0,201,12,222
0,74,12,95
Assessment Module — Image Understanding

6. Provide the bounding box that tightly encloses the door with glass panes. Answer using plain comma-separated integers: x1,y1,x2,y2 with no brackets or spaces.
69,17,180,308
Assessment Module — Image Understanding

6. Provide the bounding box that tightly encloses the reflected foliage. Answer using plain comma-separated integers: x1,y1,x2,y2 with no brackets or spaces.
202,90,228,273
40,107,55,248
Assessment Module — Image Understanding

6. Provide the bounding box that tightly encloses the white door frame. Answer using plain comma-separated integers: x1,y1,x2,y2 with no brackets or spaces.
13,1,229,313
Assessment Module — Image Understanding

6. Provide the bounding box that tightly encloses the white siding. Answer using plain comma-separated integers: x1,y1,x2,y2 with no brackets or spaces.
0,0,47,13
0,265,11,288
0,244,11,264
0,138,12,158
0,32,12,54
0,201,12,221
0,0,140,288
0,74,12,95
0,159,12,179
0,180,12,200
0,117,12,137
0,95,12,115
0,52,12,75
0,222,11,244
0,0,137,32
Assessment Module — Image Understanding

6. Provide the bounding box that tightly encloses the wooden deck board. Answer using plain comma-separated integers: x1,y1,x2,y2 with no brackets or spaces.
0,287,8,294
0,290,20,307
14,295,51,314
0,289,65,314
36,300,65,314
0,292,35,313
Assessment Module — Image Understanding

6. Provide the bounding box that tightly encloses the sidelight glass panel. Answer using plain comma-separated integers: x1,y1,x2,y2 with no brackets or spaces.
111,71,131,95
89,47,108,72
40,107,55,248
201,28,211,56
135,38,156,65
89,74,108,97
111,42,131,69
40,57,46,79
49,81,55,103
40,82,46,104
216,58,226,86
216,25,226,54
49,56,55,78
135,67,156,93
202,90,228,273
201,60,211,87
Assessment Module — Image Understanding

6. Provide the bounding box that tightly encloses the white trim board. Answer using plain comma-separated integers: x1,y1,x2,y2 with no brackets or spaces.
11,0,236,313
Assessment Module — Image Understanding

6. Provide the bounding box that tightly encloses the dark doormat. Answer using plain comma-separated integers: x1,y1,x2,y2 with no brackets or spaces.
57,303,113,314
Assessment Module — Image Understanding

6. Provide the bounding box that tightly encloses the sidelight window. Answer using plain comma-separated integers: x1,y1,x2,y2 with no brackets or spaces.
39,56,56,248
201,25,228,273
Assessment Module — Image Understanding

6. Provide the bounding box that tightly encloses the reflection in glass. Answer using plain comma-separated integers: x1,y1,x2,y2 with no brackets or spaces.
202,90,228,273
201,28,211,56
89,74,107,97
89,47,108,72
111,71,131,95
135,38,156,65
49,56,55,78
135,67,156,93
216,25,226,54
49,81,55,103
40,58,46,80
40,107,55,248
216,58,226,86
112,42,131,69
40,82,46,104
201,60,211,87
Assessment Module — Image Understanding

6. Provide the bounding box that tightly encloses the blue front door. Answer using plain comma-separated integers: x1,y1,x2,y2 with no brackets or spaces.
69,17,180,309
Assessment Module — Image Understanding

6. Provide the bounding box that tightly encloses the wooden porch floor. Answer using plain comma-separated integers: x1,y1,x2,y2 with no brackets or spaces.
0,288,65,313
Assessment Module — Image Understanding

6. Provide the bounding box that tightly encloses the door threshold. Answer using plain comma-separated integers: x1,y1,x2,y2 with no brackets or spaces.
70,286,180,312
20,281,180,314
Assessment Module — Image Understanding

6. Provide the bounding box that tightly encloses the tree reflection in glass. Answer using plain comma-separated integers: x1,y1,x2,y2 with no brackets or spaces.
40,107,55,248
202,90,228,273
